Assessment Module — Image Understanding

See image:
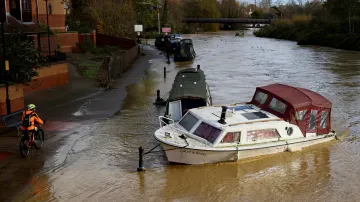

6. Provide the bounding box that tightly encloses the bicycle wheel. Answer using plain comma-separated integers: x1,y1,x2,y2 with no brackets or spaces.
20,136,30,157
34,129,44,149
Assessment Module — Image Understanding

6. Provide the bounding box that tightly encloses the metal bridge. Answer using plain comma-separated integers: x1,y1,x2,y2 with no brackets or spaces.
182,18,272,24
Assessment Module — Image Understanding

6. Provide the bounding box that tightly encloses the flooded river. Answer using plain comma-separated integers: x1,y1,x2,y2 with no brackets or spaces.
13,30,360,202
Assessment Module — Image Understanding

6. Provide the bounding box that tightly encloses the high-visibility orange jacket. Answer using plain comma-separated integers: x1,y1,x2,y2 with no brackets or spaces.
21,110,44,131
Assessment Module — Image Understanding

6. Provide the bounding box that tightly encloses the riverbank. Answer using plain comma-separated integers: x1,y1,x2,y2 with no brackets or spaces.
254,18,360,51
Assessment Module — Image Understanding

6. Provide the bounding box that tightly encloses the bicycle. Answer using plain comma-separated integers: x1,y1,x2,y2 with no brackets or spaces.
19,123,45,157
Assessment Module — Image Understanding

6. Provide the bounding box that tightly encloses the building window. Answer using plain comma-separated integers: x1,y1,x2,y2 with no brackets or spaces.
23,0,31,10
269,98,287,114
221,132,241,143
320,111,328,129
247,129,280,142
254,91,268,104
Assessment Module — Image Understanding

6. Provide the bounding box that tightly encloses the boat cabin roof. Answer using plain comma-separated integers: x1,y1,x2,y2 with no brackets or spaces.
181,39,193,44
248,83,332,135
250,83,332,109
168,68,208,101
187,104,280,128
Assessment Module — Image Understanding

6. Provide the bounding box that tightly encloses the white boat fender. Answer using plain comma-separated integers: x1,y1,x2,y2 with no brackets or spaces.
233,147,239,161
285,141,302,152
287,145,303,153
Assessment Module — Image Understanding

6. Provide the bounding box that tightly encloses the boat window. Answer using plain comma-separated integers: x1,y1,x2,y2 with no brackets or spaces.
309,110,318,130
242,112,269,120
296,110,307,121
221,132,241,143
247,129,280,141
254,91,268,104
194,122,222,143
320,111,328,128
269,98,287,114
179,113,199,131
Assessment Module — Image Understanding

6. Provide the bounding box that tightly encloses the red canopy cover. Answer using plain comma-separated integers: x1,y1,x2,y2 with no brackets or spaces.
249,84,332,136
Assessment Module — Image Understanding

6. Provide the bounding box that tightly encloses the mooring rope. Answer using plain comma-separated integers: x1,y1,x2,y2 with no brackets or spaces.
142,135,190,156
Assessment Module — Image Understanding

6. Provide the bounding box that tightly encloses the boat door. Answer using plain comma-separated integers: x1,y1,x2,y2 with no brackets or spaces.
168,100,182,121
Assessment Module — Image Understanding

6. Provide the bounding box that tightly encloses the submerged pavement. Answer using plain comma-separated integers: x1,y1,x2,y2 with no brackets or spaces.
0,45,164,202
0,31,359,202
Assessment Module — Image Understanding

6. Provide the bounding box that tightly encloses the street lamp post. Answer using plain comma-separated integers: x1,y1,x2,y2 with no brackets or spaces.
44,0,51,58
157,6,160,34
1,22,10,115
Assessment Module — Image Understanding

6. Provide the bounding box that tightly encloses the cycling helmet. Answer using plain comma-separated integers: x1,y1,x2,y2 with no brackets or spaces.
27,104,36,110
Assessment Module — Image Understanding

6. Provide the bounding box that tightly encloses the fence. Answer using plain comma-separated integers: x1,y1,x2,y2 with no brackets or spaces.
107,45,139,79
96,33,136,50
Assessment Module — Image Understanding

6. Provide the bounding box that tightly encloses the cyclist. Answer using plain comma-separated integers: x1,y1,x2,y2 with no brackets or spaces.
21,104,45,145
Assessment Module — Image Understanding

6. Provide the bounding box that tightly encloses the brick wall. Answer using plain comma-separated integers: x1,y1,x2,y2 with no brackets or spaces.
0,84,25,116
5,0,9,13
32,32,79,54
31,0,38,23
23,62,69,94
78,31,96,45
38,14,66,31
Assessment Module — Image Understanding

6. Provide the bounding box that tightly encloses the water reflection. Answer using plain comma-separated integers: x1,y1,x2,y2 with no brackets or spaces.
9,31,360,202
155,143,331,201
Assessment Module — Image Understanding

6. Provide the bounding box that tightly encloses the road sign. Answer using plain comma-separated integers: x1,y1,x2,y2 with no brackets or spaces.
134,25,143,32
162,27,171,33
5,60,9,71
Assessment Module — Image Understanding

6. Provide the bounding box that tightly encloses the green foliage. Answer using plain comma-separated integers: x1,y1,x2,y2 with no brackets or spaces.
251,10,264,19
0,33,48,84
254,17,360,51
183,0,220,32
77,35,95,53
88,0,136,38
134,0,159,30
39,23,58,35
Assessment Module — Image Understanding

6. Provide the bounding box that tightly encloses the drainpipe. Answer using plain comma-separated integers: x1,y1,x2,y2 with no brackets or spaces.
4,0,8,23
45,0,50,57
20,0,23,22
36,0,39,23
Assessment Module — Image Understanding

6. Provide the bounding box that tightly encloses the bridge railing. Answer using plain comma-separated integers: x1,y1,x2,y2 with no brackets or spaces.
183,18,272,24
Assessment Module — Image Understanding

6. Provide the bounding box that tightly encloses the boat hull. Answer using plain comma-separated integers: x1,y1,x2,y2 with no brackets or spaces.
159,135,335,165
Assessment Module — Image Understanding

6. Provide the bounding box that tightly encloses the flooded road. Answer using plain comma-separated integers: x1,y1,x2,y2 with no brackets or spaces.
10,30,360,201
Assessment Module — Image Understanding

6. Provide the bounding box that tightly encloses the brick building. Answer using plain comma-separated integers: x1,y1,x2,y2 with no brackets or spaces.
3,0,67,32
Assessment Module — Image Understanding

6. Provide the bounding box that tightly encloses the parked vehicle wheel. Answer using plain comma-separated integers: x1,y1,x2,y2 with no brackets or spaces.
20,136,30,157
34,129,44,149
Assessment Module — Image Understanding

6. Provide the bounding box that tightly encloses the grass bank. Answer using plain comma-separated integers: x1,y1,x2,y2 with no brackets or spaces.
68,46,126,88
254,16,360,51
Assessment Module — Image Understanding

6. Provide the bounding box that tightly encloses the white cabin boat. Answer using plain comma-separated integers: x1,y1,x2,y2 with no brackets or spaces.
154,84,337,165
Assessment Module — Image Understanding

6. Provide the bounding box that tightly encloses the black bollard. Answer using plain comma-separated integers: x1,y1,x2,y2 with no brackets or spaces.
164,67,166,78
197,65,200,70
157,89,161,101
166,45,170,63
137,146,145,171
141,46,145,56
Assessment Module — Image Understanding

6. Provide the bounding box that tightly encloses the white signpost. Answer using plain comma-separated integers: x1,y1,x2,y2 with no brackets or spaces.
134,25,143,36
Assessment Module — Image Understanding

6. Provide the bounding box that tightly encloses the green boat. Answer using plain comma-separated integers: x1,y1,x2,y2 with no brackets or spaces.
164,66,212,122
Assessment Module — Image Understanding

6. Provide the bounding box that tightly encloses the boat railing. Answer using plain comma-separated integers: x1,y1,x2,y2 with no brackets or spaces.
159,116,174,128
158,116,192,137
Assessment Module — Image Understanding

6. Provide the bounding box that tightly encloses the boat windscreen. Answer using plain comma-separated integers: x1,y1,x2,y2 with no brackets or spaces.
179,113,199,131
193,122,222,143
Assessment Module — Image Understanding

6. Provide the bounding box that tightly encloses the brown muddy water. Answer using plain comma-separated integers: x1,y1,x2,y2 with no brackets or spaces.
13,30,360,202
